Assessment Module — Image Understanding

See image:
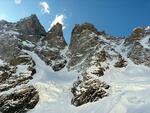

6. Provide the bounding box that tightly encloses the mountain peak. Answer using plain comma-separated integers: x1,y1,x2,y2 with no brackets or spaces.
129,26,150,41
49,22,63,35
0,20,9,24
16,14,46,35
72,22,98,34
19,14,38,22
45,22,67,49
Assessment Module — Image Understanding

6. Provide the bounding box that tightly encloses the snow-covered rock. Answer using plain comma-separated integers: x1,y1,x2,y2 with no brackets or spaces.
0,15,150,113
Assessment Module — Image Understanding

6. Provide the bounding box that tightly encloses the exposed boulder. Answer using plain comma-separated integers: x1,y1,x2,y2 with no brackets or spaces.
52,59,67,71
91,67,105,77
114,54,127,68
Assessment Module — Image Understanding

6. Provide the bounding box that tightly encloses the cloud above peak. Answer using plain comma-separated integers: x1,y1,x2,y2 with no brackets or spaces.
49,14,66,30
39,1,50,14
0,15,6,20
15,0,22,4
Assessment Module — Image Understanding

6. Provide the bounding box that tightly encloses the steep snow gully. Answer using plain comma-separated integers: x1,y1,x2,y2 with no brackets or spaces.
25,50,150,113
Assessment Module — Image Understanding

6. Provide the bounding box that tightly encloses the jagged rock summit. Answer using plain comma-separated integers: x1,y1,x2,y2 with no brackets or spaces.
16,14,46,35
45,22,67,49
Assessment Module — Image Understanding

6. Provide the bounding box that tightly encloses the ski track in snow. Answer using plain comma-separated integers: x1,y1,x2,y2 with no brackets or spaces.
25,50,150,113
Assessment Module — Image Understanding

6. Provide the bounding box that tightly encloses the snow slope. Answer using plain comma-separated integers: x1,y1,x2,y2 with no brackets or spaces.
140,36,150,49
26,51,150,113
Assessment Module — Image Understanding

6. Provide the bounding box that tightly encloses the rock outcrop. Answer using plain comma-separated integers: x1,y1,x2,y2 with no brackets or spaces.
0,86,39,113
127,42,150,67
45,23,67,49
68,23,105,70
124,26,150,67
0,52,38,113
16,14,46,36
71,52,110,106
124,26,150,45
35,22,67,71
114,54,127,68
71,77,109,106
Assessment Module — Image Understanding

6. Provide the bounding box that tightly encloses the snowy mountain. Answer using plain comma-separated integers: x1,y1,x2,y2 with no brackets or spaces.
0,14,150,113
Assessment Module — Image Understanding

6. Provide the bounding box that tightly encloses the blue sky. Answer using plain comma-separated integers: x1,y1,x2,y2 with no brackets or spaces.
0,0,150,43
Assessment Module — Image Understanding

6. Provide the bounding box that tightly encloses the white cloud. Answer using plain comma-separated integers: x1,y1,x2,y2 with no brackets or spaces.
15,0,22,4
0,15,6,20
49,14,66,30
39,1,50,14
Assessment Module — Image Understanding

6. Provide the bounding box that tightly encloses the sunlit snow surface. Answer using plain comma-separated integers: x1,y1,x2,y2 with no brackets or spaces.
140,36,150,49
0,59,4,65
26,51,150,113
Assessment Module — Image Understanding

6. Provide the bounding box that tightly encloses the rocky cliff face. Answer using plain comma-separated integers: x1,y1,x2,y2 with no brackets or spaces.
68,23,105,70
45,23,67,49
0,14,150,112
34,22,67,71
124,26,150,67
16,14,46,35
16,14,46,45
0,52,38,113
